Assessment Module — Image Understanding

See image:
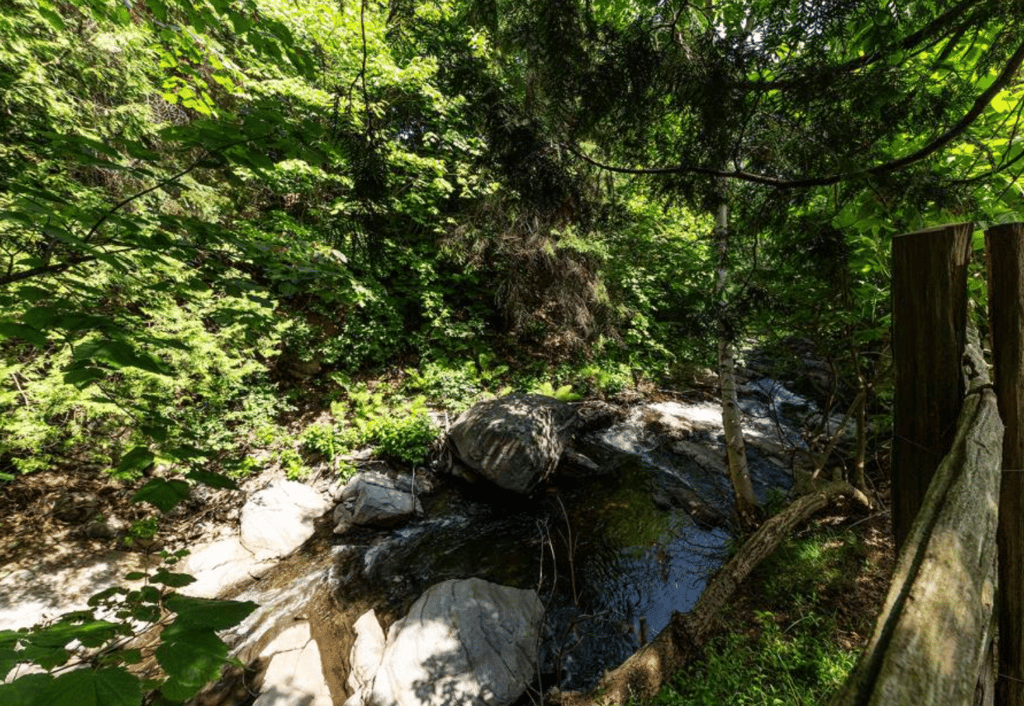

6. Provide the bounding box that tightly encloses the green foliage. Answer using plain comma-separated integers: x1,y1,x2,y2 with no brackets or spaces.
299,422,340,462
530,381,582,402
402,352,511,411
123,517,159,548
277,447,307,480
758,530,868,608
648,612,856,706
1,480,256,706
359,398,438,467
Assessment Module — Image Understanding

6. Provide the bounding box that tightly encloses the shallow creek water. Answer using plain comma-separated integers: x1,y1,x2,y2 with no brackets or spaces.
213,384,828,702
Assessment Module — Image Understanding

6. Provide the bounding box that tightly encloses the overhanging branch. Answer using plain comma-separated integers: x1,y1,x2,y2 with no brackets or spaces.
569,35,1024,189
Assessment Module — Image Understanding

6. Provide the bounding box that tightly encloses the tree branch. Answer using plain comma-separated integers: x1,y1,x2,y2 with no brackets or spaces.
567,35,1024,189
733,0,986,91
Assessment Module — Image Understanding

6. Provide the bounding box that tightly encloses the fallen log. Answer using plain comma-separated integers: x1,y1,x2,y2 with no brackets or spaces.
547,480,870,706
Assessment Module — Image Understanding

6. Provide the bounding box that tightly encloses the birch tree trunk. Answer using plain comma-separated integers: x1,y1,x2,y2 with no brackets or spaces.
714,199,758,528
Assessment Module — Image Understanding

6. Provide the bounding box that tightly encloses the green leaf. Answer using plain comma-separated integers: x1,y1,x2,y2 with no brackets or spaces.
0,323,47,347
0,630,24,677
35,667,142,706
150,569,195,588
184,469,238,490
114,448,155,477
0,672,54,706
55,314,118,333
63,367,106,387
21,306,61,329
155,626,228,702
140,425,169,443
162,595,257,631
37,7,65,30
130,478,190,513
77,340,170,376
165,445,208,461
16,286,52,302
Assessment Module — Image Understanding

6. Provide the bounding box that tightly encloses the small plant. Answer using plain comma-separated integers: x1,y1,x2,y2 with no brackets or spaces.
227,455,261,479
361,398,437,466
577,360,633,395
124,517,159,548
300,422,339,461
278,448,307,480
532,381,582,402
403,359,483,411
0,549,257,706
0,468,255,706
764,487,790,516
648,611,856,706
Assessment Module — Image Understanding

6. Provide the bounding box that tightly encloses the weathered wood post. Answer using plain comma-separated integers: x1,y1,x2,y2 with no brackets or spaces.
891,223,973,548
986,222,1024,706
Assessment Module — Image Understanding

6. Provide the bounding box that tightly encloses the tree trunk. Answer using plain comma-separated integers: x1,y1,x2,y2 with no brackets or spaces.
547,481,869,706
890,222,972,548
714,200,758,528
985,221,1024,706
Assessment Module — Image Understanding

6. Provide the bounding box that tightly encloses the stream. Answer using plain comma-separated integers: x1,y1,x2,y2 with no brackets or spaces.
203,378,841,704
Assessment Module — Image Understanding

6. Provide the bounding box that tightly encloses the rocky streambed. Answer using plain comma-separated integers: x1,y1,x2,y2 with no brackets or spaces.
1,375,847,706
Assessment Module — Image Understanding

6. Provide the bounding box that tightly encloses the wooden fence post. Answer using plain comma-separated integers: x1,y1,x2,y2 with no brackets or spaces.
986,222,1024,706
891,223,973,548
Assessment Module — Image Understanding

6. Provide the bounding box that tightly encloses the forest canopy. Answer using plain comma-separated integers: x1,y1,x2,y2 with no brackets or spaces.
0,0,1021,496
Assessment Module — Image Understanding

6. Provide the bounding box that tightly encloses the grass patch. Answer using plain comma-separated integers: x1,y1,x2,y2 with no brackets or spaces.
647,612,856,706
633,522,883,706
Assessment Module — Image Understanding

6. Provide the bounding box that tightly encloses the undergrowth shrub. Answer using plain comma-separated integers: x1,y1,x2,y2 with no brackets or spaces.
361,401,437,466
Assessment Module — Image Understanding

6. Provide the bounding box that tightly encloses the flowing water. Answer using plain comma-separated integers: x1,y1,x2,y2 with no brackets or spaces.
212,381,830,702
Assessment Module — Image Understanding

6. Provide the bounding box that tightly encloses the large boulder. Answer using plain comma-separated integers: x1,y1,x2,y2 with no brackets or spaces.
448,394,578,493
240,480,332,561
347,578,544,706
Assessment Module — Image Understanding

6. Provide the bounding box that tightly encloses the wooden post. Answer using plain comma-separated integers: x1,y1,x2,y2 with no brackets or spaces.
830,326,1001,706
986,222,1024,706
891,223,972,548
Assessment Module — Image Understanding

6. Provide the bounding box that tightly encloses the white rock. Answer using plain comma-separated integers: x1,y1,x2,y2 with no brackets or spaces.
240,480,332,561
179,537,276,598
351,577,544,706
254,622,332,706
347,610,386,699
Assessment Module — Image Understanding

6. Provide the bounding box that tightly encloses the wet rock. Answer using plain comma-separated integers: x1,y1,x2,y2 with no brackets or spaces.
181,537,276,597
573,400,624,434
642,408,695,442
348,577,544,706
333,504,354,534
240,480,332,561
449,394,578,494
658,482,730,528
668,439,726,475
254,622,332,706
558,448,601,476
338,471,422,528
